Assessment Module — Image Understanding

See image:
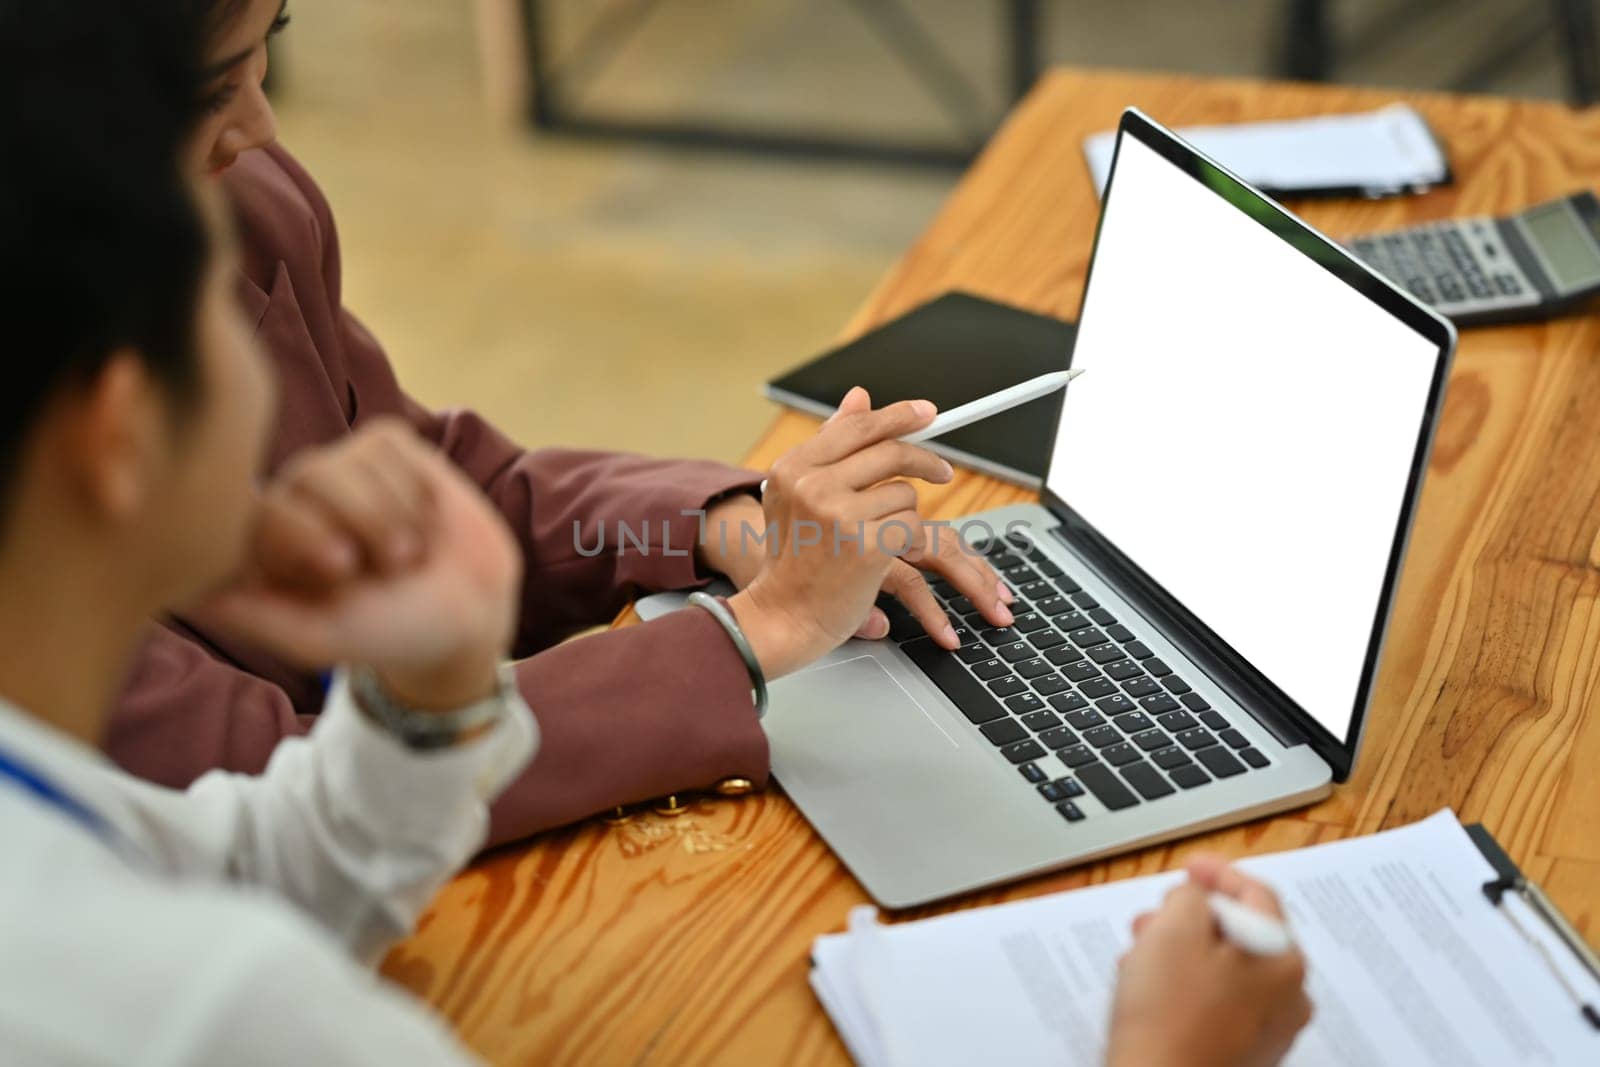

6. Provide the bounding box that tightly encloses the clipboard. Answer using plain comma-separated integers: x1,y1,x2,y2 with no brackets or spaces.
1467,822,1600,1031
1081,105,1455,202
808,811,1599,1066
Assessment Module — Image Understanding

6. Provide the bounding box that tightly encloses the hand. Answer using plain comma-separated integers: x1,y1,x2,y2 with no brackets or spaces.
696,492,766,591
723,387,1006,678
695,455,1014,645
197,419,522,710
1106,857,1312,1067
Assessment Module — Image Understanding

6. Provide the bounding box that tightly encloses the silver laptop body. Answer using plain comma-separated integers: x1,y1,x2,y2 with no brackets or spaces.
639,110,1456,908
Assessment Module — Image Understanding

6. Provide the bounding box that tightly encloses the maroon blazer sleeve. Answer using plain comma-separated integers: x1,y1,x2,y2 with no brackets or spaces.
108,625,315,786
112,615,769,847
105,142,772,843
493,609,769,839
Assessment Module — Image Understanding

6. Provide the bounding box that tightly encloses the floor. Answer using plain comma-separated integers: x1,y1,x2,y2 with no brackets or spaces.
269,0,1575,466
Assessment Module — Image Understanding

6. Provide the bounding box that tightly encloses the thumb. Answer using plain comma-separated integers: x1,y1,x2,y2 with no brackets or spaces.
828,386,872,423
853,606,890,640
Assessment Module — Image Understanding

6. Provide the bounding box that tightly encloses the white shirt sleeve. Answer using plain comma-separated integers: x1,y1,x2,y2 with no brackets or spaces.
174,898,490,1067
108,670,538,962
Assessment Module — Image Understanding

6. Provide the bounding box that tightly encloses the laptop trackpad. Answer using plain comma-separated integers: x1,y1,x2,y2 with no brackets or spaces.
764,652,953,783
765,652,983,818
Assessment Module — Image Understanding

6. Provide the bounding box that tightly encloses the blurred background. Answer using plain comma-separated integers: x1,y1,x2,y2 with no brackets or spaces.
268,0,1582,466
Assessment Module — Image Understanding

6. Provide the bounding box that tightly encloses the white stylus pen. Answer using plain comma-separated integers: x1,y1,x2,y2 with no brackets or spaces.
898,369,1084,444
1208,892,1295,955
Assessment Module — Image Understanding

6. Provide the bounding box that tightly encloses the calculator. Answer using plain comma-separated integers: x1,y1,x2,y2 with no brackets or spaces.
1348,191,1600,326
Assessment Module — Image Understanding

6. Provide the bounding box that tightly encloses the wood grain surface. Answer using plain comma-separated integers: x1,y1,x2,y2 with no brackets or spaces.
382,68,1600,1065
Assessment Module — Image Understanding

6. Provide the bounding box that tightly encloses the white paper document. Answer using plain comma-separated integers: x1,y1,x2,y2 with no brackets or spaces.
811,810,1599,1067
1082,106,1448,198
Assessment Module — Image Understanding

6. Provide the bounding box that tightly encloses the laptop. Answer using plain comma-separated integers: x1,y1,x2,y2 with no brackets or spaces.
638,109,1457,908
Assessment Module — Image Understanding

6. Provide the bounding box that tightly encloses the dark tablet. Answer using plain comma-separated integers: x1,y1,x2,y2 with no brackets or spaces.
764,292,1076,487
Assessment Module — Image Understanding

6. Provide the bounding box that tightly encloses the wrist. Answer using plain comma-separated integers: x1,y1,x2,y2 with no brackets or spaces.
726,587,813,680
1105,1036,1188,1067
697,494,765,586
373,647,501,712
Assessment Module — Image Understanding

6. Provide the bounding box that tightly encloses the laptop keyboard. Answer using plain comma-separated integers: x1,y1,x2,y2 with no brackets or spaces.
888,534,1270,822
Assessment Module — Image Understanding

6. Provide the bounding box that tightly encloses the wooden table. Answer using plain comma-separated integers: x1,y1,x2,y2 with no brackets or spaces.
383,68,1600,1065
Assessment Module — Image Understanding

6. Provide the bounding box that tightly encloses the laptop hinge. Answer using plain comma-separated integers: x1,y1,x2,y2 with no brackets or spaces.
1047,526,1308,752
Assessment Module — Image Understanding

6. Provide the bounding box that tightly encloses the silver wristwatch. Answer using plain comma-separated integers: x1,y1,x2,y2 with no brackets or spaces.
349,664,517,751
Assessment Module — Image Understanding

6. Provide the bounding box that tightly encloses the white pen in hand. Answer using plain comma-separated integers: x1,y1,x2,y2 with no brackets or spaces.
759,370,1084,496
899,369,1084,444
1208,892,1295,955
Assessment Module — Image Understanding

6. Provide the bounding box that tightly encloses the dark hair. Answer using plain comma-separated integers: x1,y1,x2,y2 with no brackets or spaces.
0,2,207,515
194,0,253,45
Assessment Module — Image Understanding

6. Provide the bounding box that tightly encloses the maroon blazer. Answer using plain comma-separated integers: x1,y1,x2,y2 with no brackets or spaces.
105,143,770,844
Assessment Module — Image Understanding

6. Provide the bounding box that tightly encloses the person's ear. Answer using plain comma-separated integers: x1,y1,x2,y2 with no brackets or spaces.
65,350,170,522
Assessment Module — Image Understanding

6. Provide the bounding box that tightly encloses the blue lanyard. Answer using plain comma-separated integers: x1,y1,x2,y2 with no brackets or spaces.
0,744,115,843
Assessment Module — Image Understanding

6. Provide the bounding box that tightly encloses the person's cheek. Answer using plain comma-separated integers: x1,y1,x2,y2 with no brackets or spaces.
189,119,225,178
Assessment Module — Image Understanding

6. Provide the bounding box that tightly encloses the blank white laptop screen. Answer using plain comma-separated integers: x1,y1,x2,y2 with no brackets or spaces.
1046,132,1440,742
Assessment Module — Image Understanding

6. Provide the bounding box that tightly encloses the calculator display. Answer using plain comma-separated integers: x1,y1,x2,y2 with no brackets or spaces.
1522,201,1600,290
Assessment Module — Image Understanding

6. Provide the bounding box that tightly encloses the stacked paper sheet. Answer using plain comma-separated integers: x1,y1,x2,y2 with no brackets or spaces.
810,810,1600,1067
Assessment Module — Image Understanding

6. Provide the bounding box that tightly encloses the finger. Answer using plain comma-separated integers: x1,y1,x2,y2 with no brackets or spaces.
869,510,928,559
1263,952,1312,1024
1130,909,1159,938
1291,989,1314,1031
289,459,418,574
830,439,954,490
1148,881,1215,943
201,586,348,668
802,399,937,466
919,526,1013,627
339,455,430,567
1190,857,1288,921
953,529,1014,604
1183,853,1231,891
252,491,359,590
827,385,872,424
882,561,958,648
850,479,919,522
854,606,890,640
352,437,436,555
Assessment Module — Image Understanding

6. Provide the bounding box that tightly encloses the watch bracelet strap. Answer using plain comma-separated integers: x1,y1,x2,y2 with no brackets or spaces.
350,663,517,751
686,592,768,719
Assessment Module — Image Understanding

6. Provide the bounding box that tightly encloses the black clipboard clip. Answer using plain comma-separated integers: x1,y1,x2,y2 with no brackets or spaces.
1481,871,1600,1031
